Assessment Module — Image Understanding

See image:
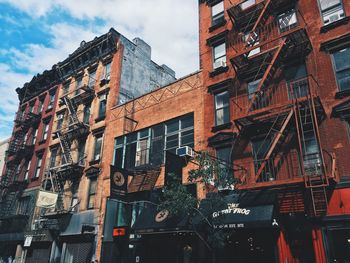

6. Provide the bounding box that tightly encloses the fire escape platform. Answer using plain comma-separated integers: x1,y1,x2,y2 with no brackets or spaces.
237,177,305,190
55,123,90,141
70,86,95,106
54,163,85,181
15,112,42,128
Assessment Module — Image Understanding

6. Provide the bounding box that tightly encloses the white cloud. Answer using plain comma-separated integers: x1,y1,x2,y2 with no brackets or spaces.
1,0,199,77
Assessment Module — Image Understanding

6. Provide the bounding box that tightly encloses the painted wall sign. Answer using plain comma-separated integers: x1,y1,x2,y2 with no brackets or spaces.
36,191,58,208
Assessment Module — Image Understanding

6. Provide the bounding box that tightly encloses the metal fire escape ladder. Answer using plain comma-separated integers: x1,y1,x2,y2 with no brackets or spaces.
295,95,328,217
254,108,294,181
247,38,287,113
43,169,65,212
62,96,79,125
243,0,272,49
57,132,73,164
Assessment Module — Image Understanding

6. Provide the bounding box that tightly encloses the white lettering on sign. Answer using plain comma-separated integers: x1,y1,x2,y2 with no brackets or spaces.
212,203,250,218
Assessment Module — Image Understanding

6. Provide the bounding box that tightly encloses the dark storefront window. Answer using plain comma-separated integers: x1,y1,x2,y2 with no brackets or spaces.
324,227,350,262
113,114,194,170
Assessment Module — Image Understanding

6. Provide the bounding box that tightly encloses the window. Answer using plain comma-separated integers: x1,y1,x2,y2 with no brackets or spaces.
24,160,31,180
78,140,86,165
212,1,224,26
38,98,44,112
114,114,193,169
57,113,64,130
70,182,79,212
87,177,97,209
104,62,111,80
240,0,255,10
50,148,58,168
216,147,233,190
131,201,146,227
29,103,35,113
63,82,70,95
88,70,97,87
75,77,83,95
323,228,350,262
247,78,261,100
244,32,260,57
17,197,30,215
278,9,298,33
34,154,43,178
332,47,350,92
165,115,194,154
135,129,150,167
318,0,345,25
303,131,322,175
93,134,103,161
48,93,56,109
214,91,230,126
213,42,226,69
285,62,308,99
31,128,38,145
83,104,91,124
98,93,107,119
42,122,49,141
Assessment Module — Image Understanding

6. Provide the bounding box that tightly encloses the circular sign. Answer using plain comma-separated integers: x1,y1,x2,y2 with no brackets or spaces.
113,171,125,187
155,209,169,222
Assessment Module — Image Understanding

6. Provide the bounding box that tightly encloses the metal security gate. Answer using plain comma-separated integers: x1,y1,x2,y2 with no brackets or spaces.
63,242,93,263
25,242,51,263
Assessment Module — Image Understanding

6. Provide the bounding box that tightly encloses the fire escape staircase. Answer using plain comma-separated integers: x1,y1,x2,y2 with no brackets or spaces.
253,108,294,182
247,38,287,113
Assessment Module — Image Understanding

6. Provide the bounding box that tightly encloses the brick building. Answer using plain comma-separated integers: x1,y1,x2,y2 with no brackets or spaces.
0,28,176,263
199,0,350,262
0,69,60,261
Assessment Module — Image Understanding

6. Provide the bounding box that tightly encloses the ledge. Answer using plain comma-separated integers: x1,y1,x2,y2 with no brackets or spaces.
209,19,227,33
211,122,232,133
320,16,350,34
95,115,106,123
209,66,229,78
335,89,350,99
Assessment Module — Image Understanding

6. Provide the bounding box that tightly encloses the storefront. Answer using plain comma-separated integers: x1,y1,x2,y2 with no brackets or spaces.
58,210,98,263
130,205,199,263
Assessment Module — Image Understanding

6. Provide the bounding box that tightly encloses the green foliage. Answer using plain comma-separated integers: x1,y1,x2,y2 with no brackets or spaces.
188,151,237,190
158,173,197,217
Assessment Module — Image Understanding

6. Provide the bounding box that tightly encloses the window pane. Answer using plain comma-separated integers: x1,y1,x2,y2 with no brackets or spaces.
319,0,341,11
181,130,194,147
337,69,350,91
214,43,226,60
166,120,179,133
216,107,230,126
181,115,194,129
240,0,255,10
212,1,224,17
114,147,124,168
333,48,350,71
166,134,179,149
215,91,229,109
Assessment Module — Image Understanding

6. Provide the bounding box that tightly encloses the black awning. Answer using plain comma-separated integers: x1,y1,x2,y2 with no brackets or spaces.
131,205,191,234
196,193,278,230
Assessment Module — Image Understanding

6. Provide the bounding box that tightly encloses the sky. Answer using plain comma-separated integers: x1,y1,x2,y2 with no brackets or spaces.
0,0,199,141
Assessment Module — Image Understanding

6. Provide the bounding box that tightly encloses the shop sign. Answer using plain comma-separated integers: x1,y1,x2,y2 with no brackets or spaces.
110,166,128,197
212,203,250,218
36,191,58,208
24,236,33,247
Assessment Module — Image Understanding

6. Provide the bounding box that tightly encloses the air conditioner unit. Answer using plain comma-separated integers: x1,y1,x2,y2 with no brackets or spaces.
213,60,226,70
176,146,194,158
323,9,345,25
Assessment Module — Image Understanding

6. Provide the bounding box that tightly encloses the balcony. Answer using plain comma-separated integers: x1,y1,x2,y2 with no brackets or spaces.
231,75,321,124
228,10,310,77
233,150,337,189
227,0,297,32
15,111,41,128
70,84,95,106
54,114,90,142
7,142,34,159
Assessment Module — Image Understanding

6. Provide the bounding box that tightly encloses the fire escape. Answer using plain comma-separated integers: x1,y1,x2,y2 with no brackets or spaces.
0,109,37,217
45,83,94,212
227,0,337,217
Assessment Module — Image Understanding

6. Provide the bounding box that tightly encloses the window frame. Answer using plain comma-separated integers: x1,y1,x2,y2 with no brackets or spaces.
211,1,225,26
93,133,104,161
331,47,350,92
41,122,49,141
214,91,230,126
318,0,345,26
87,176,97,209
98,93,108,119
212,42,227,70
34,154,43,178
